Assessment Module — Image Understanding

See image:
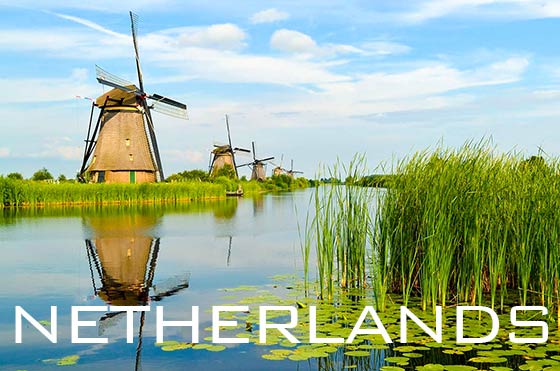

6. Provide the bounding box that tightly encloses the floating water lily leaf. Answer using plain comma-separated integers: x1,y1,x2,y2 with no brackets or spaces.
416,364,444,371
192,343,212,350
385,356,409,365
161,342,192,352
207,345,226,352
445,366,477,371
381,367,405,371
57,355,79,366
489,367,513,371
262,354,285,361
403,352,423,358
344,350,371,357
469,356,507,364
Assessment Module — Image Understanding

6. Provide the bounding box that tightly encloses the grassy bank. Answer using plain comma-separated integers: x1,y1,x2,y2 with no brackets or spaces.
1,174,309,207
306,143,560,313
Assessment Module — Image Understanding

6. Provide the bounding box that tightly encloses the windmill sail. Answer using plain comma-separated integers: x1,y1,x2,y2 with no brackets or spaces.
80,12,188,184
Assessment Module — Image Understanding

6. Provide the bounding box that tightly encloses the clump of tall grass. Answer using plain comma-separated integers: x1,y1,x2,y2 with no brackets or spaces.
303,155,374,301
375,141,560,312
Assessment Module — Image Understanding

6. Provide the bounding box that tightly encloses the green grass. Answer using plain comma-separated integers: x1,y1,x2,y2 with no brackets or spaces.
0,175,309,207
305,141,560,314
303,155,372,301
375,141,560,312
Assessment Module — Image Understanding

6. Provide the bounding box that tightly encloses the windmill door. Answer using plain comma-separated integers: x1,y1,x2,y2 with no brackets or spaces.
129,171,136,184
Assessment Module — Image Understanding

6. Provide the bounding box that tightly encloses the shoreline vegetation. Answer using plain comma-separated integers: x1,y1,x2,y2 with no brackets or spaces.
1,170,310,208
305,142,560,317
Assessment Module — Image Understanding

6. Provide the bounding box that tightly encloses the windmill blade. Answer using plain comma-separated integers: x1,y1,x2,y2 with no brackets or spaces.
252,141,256,161
236,162,253,168
130,11,145,92
225,114,233,149
257,156,274,162
148,93,188,119
290,159,294,172
234,147,251,153
95,65,137,93
292,171,304,174
151,100,188,119
149,94,187,110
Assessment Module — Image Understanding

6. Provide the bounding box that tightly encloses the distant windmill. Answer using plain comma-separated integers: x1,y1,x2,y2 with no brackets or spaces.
287,159,304,178
79,11,187,184
271,154,287,177
237,142,274,181
209,115,250,178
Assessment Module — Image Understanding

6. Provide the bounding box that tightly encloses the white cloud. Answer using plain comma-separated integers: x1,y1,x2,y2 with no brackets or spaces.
250,8,290,24
270,29,363,58
50,12,125,38
401,0,560,23
0,147,10,158
271,29,318,54
0,69,98,103
361,41,411,56
174,24,247,50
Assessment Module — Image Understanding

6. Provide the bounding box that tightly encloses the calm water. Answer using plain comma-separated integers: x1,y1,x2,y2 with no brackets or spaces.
0,190,317,370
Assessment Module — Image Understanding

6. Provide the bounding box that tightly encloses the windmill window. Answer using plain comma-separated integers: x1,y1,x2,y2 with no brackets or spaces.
129,154,134,162
92,155,96,164
125,138,130,147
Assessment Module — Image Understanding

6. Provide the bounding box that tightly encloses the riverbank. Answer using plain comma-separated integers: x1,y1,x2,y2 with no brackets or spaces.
0,175,309,208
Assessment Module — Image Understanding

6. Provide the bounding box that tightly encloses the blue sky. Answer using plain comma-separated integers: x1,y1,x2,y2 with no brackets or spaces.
1,0,560,178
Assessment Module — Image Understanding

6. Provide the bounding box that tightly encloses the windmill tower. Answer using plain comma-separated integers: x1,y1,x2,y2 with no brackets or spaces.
272,154,287,177
287,159,304,178
79,12,187,184
237,142,274,181
209,115,250,178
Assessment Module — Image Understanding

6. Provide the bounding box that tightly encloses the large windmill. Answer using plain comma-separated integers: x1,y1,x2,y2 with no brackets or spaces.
237,142,274,181
79,12,187,184
209,115,250,178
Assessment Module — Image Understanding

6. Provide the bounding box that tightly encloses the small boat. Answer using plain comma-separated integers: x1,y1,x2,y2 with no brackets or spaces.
226,186,244,197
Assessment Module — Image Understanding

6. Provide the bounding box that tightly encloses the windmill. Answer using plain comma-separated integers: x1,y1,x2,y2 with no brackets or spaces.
271,154,287,177
287,159,304,178
237,141,274,181
209,115,250,178
79,12,187,184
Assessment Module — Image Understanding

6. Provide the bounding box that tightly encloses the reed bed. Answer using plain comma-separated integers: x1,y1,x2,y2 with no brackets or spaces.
304,155,373,301
375,141,560,312
306,142,560,314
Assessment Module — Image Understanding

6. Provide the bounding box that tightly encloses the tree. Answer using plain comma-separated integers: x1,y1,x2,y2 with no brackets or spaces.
58,174,67,182
7,172,23,180
32,167,53,181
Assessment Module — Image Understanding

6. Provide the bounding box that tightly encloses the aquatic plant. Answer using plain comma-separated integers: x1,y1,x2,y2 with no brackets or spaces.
375,140,560,312
304,155,372,301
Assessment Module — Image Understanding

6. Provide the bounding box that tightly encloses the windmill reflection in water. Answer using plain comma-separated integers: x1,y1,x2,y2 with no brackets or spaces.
84,213,189,371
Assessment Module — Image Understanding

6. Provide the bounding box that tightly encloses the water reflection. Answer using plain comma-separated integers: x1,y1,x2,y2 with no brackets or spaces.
84,214,190,371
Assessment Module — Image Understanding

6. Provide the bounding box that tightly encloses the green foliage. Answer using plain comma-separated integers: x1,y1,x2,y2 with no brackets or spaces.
303,155,371,301
166,169,209,182
374,141,560,312
57,174,67,182
211,164,237,179
7,172,23,180
31,167,53,181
